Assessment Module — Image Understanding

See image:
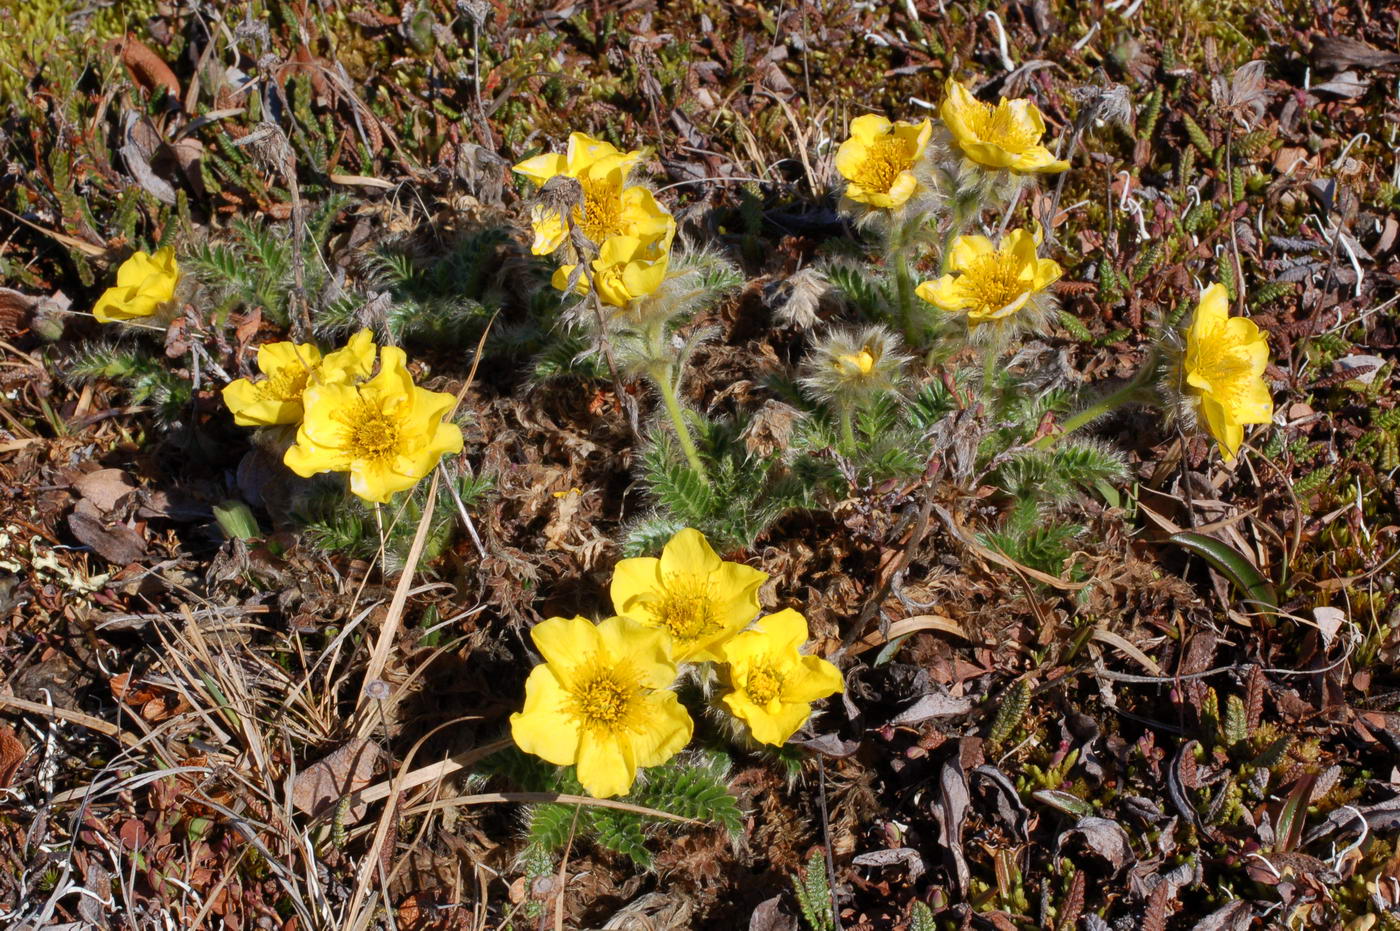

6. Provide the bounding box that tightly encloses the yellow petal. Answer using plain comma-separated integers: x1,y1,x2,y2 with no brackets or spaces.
948,235,996,272
348,459,415,503
529,207,569,255
298,383,358,446
626,690,693,768
510,666,580,766
529,615,601,683
960,140,1018,170
1034,257,1064,290
1230,377,1274,425
222,378,301,427
258,341,318,375
915,276,965,311
513,152,568,184
610,556,662,619
783,654,845,703
362,347,416,406
1193,283,1231,336
1199,395,1244,460
320,329,377,382
283,433,348,478
971,289,1031,322
753,608,809,654
848,113,892,144
575,731,636,798
658,528,724,579
885,172,919,207
834,137,869,184
1010,146,1070,174
1004,98,1047,138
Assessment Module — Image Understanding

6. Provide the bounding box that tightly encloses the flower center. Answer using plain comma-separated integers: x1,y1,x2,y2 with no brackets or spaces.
853,137,912,194
341,400,402,464
1188,325,1255,402
575,177,624,244
964,100,1040,152
963,252,1030,315
256,365,311,402
566,657,643,734
744,660,783,706
650,575,722,644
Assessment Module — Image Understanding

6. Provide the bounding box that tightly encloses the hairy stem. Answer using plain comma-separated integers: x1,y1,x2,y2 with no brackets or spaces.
651,362,710,485
838,406,857,454
1034,357,1159,449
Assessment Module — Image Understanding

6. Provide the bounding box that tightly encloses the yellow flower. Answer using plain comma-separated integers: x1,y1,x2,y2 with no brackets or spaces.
510,614,693,798
836,350,876,376
719,609,843,746
611,528,767,663
283,346,463,503
92,247,180,323
916,228,1062,324
941,79,1069,174
514,133,672,256
552,232,672,308
221,329,376,427
801,325,910,408
1183,283,1272,460
834,114,933,208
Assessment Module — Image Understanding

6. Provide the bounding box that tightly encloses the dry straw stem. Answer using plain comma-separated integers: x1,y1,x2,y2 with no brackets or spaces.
0,694,144,749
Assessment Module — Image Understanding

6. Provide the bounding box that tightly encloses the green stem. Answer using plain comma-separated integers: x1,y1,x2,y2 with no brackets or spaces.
1034,360,1158,450
652,363,710,485
838,406,857,454
894,247,915,343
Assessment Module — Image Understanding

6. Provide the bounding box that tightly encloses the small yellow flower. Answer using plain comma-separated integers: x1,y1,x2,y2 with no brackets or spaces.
221,329,376,427
1183,283,1273,460
283,347,463,503
834,114,933,208
719,609,843,746
611,528,767,663
916,228,1062,324
800,325,910,408
510,614,693,798
553,233,672,308
941,79,1069,174
837,350,876,376
92,247,180,323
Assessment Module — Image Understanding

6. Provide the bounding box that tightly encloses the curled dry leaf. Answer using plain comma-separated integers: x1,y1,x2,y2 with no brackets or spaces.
930,758,970,892
1057,816,1136,873
851,846,925,881
68,499,148,564
292,738,390,823
747,896,797,931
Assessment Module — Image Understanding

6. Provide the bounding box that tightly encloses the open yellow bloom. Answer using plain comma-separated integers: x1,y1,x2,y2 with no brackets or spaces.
834,114,933,208
510,614,693,798
719,609,843,746
611,528,767,663
92,247,180,323
552,232,672,308
941,80,1069,174
221,329,376,427
514,132,671,256
916,228,1062,324
1183,283,1272,460
283,347,463,503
